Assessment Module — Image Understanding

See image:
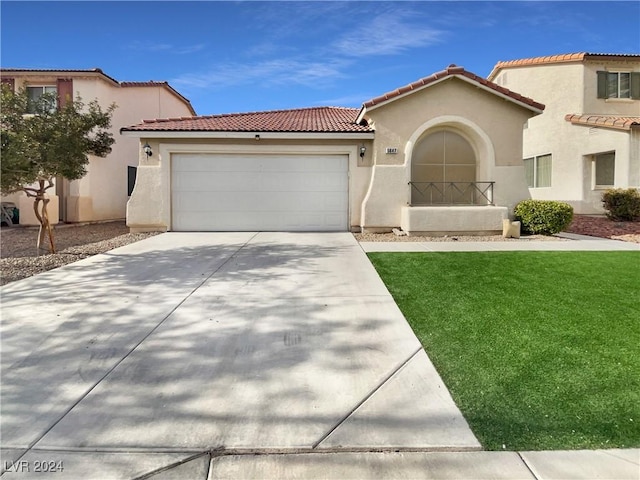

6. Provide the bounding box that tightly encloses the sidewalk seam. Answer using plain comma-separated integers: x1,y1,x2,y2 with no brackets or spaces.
312,346,422,449
518,452,540,480
131,452,210,480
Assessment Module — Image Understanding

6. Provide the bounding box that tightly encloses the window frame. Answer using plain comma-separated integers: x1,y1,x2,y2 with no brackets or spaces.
597,71,640,100
26,85,57,114
523,154,552,188
593,151,616,189
127,166,137,197
608,72,631,99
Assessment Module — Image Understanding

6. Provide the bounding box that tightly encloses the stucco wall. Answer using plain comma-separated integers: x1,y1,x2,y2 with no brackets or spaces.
360,77,537,230
493,60,640,214
126,138,374,232
1,73,194,225
67,79,194,223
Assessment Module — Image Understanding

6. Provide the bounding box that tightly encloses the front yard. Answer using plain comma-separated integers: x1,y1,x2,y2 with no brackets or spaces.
369,251,640,451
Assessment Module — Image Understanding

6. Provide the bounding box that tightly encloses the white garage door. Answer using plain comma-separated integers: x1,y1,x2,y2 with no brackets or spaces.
171,153,349,231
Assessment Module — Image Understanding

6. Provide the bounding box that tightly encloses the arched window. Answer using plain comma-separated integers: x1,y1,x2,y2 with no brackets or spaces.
411,130,477,204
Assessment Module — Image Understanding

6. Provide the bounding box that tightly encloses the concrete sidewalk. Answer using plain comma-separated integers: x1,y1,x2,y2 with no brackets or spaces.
3,448,637,478
360,232,640,252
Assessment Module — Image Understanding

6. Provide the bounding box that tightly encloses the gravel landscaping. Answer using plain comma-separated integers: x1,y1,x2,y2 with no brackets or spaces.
1,221,159,285
1,215,637,286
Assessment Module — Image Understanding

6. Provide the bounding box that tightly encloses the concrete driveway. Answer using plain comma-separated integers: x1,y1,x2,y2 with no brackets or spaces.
1,232,478,478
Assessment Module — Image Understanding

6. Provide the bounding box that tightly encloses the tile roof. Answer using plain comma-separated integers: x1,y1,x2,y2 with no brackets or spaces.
488,53,640,80
121,106,372,133
1,67,121,84
565,114,640,131
359,64,544,115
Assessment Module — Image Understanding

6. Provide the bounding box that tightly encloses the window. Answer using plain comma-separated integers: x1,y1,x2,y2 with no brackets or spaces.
524,154,552,188
597,71,640,99
594,152,615,187
127,166,137,196
609,72,630,98
26,85,57,113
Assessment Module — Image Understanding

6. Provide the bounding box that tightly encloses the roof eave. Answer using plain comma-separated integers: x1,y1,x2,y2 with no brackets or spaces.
120,130,375,140
565,114,639,132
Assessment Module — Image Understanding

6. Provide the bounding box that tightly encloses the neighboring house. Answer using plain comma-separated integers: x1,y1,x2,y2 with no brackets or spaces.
0,68,195,225
121,65,543,234
487,53,640,214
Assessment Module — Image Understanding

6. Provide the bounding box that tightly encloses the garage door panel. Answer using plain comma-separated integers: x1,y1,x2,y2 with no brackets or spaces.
173,171,264,192
173,211,345,232
171,153,349,231
174,172,347,194
174,191,346,213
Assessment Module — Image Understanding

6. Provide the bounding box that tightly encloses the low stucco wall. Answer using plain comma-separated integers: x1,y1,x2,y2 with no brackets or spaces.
400,205,509,235
360,165,407,230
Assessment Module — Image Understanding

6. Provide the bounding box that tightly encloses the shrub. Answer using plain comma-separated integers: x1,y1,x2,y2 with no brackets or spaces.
514,200,574,235
601,188,640,221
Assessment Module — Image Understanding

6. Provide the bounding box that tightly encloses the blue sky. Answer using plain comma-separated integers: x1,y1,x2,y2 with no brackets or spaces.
2,1,639,116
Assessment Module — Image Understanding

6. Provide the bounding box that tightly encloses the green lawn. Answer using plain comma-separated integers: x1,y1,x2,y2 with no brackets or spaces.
368,251,640,451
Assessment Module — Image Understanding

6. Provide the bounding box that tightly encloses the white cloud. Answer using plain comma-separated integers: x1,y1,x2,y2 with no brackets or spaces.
171,4,447,94
332,13,445,57
172,58,350,91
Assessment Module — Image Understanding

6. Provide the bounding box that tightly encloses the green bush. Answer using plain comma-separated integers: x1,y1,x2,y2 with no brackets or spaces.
514,200,574,235
602,188,640,221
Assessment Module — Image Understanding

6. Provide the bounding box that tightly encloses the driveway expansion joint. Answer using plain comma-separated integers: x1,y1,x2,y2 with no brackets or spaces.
312,346,423,449
130,452,211,480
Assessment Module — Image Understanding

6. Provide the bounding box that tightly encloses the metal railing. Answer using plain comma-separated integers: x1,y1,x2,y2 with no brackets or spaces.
409,181,495,206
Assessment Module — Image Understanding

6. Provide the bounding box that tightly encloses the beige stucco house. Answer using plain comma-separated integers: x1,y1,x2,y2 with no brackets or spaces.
488,53,640,214
121,65,544,234
0,68,195,225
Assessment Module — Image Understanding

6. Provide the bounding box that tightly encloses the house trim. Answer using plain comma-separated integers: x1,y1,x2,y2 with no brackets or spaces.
122,131,375,140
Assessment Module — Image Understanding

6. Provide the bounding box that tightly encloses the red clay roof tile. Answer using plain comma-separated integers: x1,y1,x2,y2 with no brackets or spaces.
122,106,372,133
565,114,640,131
360,64,544,111
488,53,640,80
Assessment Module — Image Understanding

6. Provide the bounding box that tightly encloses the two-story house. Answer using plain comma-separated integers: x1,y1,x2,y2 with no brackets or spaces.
488,53,640,214
0,68,195,225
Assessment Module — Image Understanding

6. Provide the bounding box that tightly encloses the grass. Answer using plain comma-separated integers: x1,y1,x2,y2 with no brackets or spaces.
368,251,640,451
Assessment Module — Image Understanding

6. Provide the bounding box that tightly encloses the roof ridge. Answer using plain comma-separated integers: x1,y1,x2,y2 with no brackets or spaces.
361,64,544,112
140,106,359,124
124,106,372,133
120,80,169,85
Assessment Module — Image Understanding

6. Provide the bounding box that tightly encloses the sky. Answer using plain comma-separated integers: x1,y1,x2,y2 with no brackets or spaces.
1,1,639,116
